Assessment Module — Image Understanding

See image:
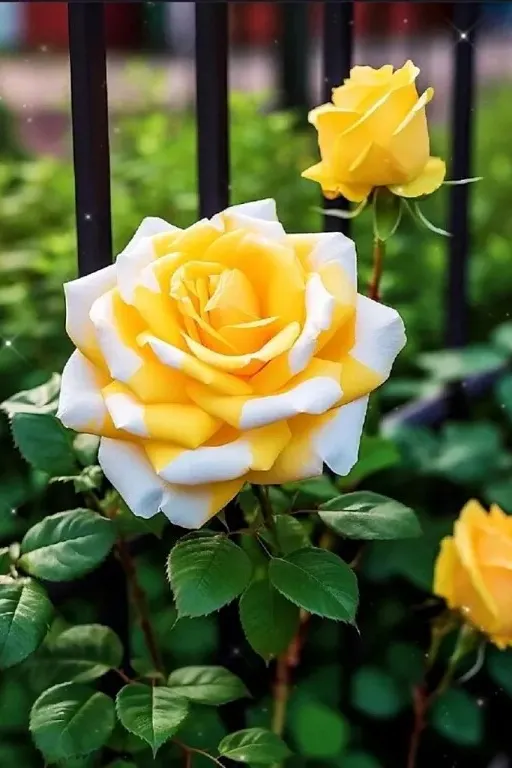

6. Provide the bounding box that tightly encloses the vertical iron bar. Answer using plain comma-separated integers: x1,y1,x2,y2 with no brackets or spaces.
68,2,112,276
322,0,354,234
278,1,309,113
446,2,479,349
195,1,229,218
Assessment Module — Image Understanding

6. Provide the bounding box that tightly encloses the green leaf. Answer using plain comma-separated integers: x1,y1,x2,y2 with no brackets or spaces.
167,666,249,705
42,624,123,683
239,577,300,660
51,466,103,494
417,345,507,382
1,373,61,416
431,422,504,484
0,547,11,574
487,647,512,697
116,683,189,755
11,412,78,476
491,320,512,353
339,435,401,488
218,727,291,764
342,752,382,768
263,514,310,554
319,492,421,540
168,532,253,617
351,666,405,718
289,694,349,758
431,688,484,746
19,509,116,581
0,577,53,669
30,682,115,761
283,476,339,506
496,373,512,421
268,547,358,622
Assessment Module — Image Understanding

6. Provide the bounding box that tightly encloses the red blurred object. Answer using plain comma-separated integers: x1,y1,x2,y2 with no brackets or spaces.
24,2,143,50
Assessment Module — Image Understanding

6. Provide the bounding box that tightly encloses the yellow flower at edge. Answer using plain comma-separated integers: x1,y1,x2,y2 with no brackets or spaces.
434,499,512,649
302,61,446,203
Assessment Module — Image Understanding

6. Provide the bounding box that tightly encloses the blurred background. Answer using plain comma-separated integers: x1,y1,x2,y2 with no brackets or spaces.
2,3,512,768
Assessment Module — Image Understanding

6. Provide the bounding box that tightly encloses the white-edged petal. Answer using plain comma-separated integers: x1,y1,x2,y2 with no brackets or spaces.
225,199,278,221
98,437,167,519
116,216,179,304
57,350,108,433
104,392,148,437
213,198,285,241
307,232,357,287
64,265,116,353
89,292,141,381
158,440,252,485
352,295,406,378
240,376,341,430
159,480,243,529
289,273,335,374
315,395,369,476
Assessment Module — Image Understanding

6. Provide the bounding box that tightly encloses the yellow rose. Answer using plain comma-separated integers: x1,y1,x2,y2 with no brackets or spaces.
57,199,405,528
434,500,512,648
302,61,446,202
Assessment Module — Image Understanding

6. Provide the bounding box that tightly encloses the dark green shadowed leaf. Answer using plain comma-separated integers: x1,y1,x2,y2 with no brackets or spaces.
218,727,291,764
268,547,358,622
168,533,252,617
30,682,115,761
36,624,123,684
116,683,189,755
19,509,116,581
0,577,53,669
431,688,484,746
11,412,78,476
319,492,421,540
239,577,300,660
167,666,249,705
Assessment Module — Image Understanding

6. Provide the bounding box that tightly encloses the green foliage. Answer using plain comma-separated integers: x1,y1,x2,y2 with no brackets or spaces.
0,577,53,669
32,624,123,684
18,509,116,581
115,683,189,755
30,682,115,761
239,576,300,660
167,666,249,705
269,548,358,622
351,666,406,719
11,412,79,476
319,492,421,540
168,532,253,617
430,688,484,747
218,727,291,764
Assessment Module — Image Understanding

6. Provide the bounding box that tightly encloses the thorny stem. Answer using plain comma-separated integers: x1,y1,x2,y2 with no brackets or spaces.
253,484,279,548
115,535,166,678
406,622,476,768
89,493,166,679
368,236,385,302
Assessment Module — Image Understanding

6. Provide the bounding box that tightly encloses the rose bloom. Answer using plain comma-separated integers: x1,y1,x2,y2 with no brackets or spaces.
302,61,446,202
434,500,512,648
58,199,405,528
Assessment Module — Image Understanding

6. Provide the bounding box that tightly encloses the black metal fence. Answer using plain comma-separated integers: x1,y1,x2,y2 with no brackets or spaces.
66,0,480,687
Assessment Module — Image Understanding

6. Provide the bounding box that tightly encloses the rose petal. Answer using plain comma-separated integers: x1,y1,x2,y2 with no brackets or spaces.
160,478,245,529
350,295,406,380
98,437,168,519
145,421,291,485
389,156,446,198
64,265,116,364
57,350,115,436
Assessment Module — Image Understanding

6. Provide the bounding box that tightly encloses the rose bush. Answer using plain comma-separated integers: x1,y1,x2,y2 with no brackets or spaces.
302,60,446,202
434,499,512,648
57,199,405,528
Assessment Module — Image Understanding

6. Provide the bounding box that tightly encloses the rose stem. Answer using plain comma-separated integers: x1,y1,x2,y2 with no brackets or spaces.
115,535,166,678
368,236,385,302
406,623,474,768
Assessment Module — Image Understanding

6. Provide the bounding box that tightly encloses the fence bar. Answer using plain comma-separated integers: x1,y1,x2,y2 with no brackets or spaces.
68,2,112,277
195,1,229,218
322,0,354,234
278,1,309,113
446,2,479,348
